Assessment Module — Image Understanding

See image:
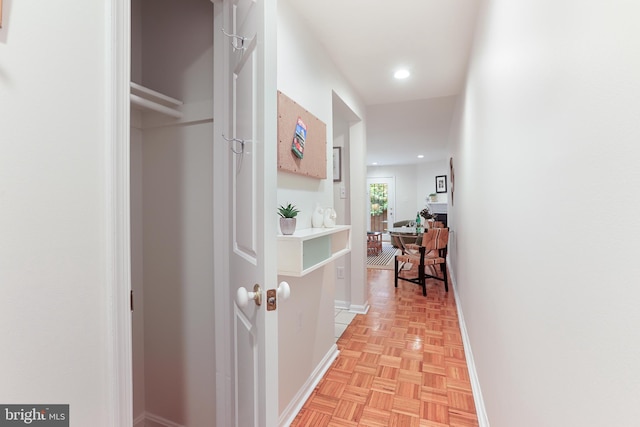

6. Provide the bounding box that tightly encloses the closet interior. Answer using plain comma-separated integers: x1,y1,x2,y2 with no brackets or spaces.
130,0,216,425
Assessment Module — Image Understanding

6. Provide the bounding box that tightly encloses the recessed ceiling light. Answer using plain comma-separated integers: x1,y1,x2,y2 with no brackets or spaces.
394,69,410,79
372,162,378,165
417,155,424,159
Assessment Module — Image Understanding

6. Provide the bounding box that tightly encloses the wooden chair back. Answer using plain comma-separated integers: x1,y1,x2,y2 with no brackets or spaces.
421,227,449,251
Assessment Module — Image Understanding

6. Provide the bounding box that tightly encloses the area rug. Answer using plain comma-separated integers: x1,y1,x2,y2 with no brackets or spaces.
367,243,399,269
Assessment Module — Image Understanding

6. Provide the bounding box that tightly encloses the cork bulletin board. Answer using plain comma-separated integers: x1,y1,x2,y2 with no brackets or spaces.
277,91,327,179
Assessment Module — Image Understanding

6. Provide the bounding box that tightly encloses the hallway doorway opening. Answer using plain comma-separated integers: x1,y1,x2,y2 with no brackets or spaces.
367,177,395,239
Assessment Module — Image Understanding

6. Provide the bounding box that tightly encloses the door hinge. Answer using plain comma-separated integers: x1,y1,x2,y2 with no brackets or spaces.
130,290,134,312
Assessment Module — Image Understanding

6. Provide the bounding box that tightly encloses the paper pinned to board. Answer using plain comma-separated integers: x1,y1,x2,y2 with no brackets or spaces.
291,117,307,159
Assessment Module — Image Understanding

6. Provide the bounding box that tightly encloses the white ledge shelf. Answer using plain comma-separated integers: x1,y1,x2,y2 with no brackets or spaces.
130,82,183,119
427,201,448,214
277,225,351,277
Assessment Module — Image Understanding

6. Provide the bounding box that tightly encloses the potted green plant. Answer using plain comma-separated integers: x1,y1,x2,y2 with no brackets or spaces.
278,203,300,235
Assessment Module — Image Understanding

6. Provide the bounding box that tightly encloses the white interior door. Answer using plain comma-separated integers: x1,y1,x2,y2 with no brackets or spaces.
367,177,396,237
214,0,279,426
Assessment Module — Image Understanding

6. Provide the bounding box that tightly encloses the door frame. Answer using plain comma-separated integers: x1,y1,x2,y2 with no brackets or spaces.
106,0,133,425
211,1,232,425
367,176,396,238
107,1,276,425
105,1,232,425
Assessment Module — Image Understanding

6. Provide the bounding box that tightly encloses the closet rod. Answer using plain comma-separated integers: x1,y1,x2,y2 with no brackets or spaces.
130,94,183,119
130,82,183,107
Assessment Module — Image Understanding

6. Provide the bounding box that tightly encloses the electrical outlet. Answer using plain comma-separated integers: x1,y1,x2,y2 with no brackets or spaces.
337,266,345,279
340,186,347,199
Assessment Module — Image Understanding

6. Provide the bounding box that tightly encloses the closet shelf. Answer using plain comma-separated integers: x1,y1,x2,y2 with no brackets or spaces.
130,82,183,119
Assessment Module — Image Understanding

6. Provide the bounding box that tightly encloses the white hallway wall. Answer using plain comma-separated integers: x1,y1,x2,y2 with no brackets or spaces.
0,1,113,424
449,0,640,426
416,160,448,207
276,0,367,418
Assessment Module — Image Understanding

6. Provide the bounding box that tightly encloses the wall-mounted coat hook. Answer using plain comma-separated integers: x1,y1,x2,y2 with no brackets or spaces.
221,28,247,51
222,134,248,154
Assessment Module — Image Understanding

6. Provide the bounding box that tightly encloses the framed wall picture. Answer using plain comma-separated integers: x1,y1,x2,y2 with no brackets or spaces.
333,147,342,182
435,175,447,193
449,157,455,205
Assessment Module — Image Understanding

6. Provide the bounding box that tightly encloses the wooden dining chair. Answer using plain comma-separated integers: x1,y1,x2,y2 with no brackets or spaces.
366,231,382,256
394,227,449,296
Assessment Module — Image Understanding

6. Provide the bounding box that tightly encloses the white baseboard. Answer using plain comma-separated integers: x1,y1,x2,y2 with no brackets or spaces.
336,300,370,314
279,344,340,427
334,300,350,310
135,411,185,427
133,412,146,427
348,302,370,314
448,262,490,427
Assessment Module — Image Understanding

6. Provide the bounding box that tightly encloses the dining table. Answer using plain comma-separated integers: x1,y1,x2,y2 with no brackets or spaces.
387,226,424,235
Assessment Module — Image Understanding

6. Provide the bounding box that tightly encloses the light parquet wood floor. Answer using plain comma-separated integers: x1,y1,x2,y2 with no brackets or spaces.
290,268,479,427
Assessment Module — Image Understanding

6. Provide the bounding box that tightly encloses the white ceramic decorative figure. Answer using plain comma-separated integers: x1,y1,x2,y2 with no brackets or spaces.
323,207,337,228
312,204,325,228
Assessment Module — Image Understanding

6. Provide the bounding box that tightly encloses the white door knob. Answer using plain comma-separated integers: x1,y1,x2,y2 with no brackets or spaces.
277,281,291,301
236,284,262,307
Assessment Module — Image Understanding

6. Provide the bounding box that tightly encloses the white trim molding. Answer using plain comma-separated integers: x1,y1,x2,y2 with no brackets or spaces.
133,412,146,427
106,0,133,426
145,412,186,427
335,299,371,315
334,300,350,310
348,302,370,314
212,2,233,427
134,411,186,427
448,261,490,427
279,344,339,427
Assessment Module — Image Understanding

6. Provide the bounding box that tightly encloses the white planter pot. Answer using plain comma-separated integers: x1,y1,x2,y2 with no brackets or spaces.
279,218,296,235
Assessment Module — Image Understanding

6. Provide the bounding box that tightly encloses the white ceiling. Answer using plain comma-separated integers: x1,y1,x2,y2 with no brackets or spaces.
288,0,480,166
